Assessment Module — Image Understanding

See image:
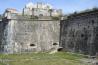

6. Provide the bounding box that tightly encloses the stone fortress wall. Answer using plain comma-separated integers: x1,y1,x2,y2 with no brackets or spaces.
0,2,61,54
0,2,98,56
0,16,60,53
60,9,98,56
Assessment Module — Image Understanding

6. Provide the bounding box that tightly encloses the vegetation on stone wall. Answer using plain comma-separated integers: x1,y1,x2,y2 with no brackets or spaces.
30,15,38,19
52,16,61,20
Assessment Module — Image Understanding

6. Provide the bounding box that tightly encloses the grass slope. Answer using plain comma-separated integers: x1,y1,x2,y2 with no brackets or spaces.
0,52,87,65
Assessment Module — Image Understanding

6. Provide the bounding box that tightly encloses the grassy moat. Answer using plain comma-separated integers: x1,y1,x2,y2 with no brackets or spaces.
0,52,93,65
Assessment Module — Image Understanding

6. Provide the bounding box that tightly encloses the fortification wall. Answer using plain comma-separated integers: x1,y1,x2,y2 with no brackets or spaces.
60,10,98,56
0,20,5,53
2,17,60,53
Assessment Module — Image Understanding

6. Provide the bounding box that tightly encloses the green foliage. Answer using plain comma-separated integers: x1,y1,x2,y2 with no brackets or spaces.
30,16,38,19
52,16,60,20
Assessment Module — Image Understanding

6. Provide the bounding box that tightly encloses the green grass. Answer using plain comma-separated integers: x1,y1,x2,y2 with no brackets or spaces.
0,52,88,65
0,62,5,65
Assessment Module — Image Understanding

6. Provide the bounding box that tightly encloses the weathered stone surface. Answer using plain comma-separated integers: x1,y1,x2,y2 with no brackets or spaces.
0,16,60,54
60,9,98,56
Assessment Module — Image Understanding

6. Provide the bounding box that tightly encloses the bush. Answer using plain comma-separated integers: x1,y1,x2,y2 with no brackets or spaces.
30,16,38,19
52,16,60,20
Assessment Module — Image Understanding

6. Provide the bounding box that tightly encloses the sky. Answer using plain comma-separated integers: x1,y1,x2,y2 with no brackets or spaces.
0,0,98,14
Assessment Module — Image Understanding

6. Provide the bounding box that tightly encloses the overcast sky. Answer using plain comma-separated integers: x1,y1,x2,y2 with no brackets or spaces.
0,0,98,14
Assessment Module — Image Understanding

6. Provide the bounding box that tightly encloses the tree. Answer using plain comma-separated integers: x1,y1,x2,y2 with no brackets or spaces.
48,9,53,17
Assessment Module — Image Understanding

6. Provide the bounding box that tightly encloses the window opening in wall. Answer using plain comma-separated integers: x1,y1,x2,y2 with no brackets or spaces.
39,14,43,17
58,47,63,51
81,34,84,37
88,26,90,28
84,27,86,30
92,20,95,25
72,34,74,37
96,34,98,36
53,43,58,45
30,44,35,46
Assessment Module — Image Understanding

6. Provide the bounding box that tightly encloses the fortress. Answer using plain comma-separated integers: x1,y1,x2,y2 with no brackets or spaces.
0,2,61,53
0,2,98,56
